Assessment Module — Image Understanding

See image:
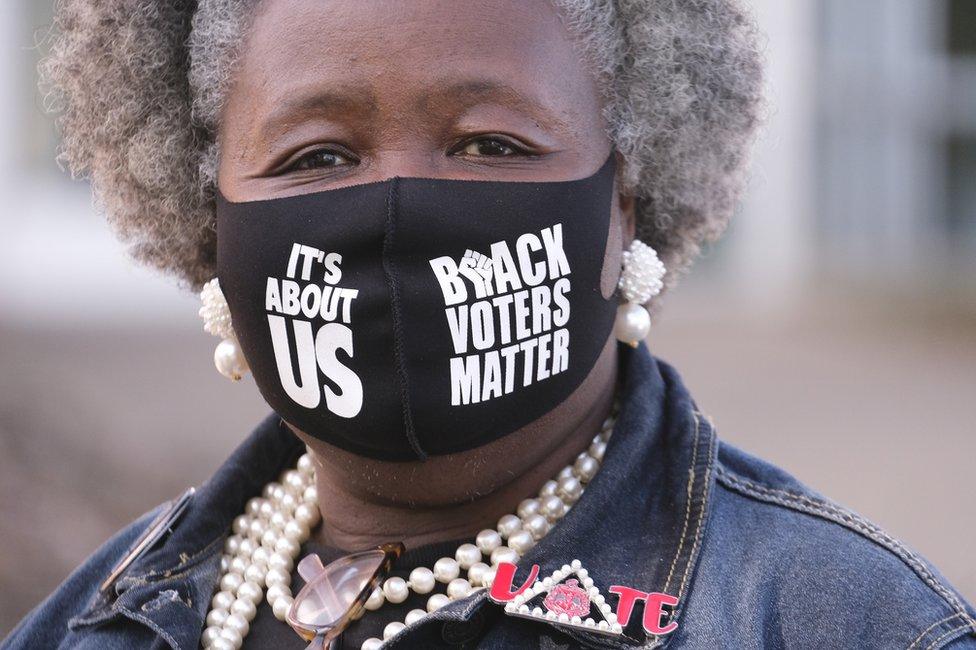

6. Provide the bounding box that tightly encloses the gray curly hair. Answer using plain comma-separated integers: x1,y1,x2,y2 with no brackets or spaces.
39,0,763,301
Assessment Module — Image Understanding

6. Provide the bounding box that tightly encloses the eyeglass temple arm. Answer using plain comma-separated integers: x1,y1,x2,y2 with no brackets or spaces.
304,634,332,650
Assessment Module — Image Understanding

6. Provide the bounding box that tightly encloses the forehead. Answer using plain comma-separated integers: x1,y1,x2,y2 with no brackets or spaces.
233,0,602,123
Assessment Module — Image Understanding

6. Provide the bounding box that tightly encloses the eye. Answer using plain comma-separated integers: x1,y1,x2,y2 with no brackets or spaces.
285,148,354,173
453,135,529,157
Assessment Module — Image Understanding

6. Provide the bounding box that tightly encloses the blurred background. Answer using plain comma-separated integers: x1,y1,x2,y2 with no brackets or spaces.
1,0,974,635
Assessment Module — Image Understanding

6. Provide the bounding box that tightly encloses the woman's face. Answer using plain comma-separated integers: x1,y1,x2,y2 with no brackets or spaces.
218,0,624,202
216,0,633,502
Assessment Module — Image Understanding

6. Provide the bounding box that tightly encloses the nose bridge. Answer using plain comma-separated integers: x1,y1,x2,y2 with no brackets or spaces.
367,149,442,185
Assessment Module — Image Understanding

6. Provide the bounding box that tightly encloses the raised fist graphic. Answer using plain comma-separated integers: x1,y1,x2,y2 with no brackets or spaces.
457,249,494,298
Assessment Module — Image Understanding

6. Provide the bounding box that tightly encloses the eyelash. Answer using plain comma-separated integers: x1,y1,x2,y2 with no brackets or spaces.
280,135,533,175
450,134,533,158
285,149,352,173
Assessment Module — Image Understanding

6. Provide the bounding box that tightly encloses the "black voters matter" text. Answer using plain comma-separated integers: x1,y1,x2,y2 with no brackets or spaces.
429,223,572,407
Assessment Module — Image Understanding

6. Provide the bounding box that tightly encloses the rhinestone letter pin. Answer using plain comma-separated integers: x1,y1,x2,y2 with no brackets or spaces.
488,559,681,639
500,560,622,635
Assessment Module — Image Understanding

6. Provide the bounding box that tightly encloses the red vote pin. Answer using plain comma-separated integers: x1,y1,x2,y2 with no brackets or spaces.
488,559,679,638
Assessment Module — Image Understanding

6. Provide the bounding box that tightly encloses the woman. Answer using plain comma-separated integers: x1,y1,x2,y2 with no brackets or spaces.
5,0,974,649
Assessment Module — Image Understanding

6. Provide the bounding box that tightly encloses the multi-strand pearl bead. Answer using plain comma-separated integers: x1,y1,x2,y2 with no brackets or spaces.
201,455,319,650
201,414,614,650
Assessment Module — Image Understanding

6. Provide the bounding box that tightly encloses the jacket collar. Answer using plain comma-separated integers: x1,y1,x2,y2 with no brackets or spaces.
88,342,717,649
400,343,718,648
78,414,304,649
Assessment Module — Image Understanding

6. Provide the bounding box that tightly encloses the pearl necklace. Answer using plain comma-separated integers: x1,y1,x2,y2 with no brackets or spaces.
200,414,615,650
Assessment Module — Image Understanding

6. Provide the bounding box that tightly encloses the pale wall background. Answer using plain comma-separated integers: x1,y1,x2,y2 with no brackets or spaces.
1,0,974,635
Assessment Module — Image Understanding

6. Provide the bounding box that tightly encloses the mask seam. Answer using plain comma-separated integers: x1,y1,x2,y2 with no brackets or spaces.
382,177,428,460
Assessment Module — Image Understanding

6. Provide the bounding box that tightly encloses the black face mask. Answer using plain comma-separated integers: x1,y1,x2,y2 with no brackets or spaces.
216,153,618,461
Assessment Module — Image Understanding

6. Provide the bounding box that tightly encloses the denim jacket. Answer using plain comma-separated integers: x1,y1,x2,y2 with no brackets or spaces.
4,343,975,649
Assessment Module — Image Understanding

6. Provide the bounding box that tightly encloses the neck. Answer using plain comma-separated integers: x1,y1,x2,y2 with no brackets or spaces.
301,339,618,551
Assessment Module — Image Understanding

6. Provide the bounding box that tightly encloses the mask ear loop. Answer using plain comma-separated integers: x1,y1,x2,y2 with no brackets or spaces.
381,176,429,460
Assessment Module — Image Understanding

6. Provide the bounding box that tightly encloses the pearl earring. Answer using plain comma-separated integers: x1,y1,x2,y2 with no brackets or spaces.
199,278,249,381
614,239,666,347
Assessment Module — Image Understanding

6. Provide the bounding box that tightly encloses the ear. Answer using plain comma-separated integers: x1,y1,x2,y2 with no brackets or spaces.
619,193,637,248
600,161,638,299
613,150,637,248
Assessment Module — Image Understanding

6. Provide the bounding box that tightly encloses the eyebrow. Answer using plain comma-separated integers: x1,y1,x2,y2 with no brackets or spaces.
255,76,569,142
414,77,571,129
255,84,381,141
